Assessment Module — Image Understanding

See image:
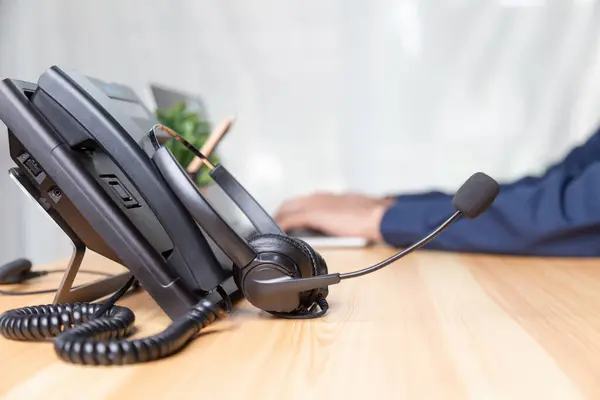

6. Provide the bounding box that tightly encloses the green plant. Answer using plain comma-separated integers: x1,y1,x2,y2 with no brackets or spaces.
155,102,219,187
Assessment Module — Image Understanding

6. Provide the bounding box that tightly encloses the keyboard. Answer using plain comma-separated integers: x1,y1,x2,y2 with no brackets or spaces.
285,229,370,248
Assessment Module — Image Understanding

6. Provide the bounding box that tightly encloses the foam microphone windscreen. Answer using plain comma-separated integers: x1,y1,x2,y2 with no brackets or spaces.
452,172,500,219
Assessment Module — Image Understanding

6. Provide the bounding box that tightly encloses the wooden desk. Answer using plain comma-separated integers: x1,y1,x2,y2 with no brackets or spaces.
0,247,599,399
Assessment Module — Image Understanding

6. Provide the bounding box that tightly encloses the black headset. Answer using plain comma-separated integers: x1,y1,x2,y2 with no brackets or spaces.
0,124,500,365
149,124,499,319
148,124,333,319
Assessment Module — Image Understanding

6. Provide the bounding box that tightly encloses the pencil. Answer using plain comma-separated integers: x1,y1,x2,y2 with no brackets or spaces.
186,117,235,174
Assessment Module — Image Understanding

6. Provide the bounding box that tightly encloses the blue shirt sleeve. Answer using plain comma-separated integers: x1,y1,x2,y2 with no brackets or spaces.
380,127,600,256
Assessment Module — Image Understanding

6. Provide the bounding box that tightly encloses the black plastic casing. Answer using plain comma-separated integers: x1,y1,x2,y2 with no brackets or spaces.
0,66,236,319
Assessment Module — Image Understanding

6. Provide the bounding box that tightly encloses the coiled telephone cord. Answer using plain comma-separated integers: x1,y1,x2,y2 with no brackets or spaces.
0,280,231,366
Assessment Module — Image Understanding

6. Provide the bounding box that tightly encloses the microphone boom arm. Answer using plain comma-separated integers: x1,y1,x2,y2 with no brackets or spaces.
339,210,462,280
249,211,463,298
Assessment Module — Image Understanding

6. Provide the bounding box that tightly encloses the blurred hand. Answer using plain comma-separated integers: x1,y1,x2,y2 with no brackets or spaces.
274,193,395,241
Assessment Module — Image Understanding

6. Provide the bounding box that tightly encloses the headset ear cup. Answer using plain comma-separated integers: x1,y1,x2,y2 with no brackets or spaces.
246,233,325,309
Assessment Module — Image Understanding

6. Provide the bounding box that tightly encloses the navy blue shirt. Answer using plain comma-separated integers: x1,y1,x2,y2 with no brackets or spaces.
380,127,600,257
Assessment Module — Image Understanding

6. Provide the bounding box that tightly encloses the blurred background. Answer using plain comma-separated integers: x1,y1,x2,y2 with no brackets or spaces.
1,0,600,266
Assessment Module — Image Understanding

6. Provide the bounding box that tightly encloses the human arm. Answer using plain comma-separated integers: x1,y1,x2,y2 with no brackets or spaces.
276,164,600,257
275,166,600,257
275,126,600,256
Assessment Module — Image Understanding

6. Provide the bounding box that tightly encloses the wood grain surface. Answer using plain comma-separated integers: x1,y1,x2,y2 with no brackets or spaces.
0,246,599,399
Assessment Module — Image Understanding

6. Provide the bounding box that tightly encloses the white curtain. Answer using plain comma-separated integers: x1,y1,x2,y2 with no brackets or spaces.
1,0,600,265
